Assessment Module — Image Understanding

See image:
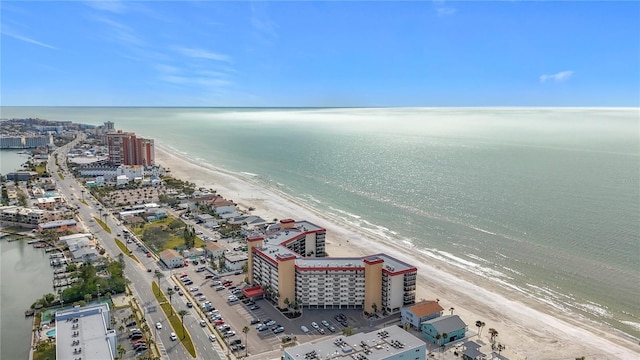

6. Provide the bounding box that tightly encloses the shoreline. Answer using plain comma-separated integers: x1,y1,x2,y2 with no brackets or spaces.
155,144,639,359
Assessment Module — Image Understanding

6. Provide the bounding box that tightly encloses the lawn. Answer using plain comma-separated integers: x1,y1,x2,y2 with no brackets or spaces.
33,342,56,360
93,217,111,234
131,216,204,252
152,282,196,357
114,238,139,263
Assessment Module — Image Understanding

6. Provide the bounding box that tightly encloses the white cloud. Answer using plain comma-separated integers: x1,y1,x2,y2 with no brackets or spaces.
540,70,574,83
434,1,457,17
175,47,231,62
84,1,127,14
2,31,57,49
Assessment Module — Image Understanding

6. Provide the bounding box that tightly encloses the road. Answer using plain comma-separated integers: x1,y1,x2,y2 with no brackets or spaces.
48,133,225,360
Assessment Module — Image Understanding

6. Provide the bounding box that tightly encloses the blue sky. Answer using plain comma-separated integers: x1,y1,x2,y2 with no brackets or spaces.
1,1,638,107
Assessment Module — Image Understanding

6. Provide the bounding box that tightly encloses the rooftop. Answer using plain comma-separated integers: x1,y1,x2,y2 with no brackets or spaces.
407,300,444,318
422,315,467,334
284,325,425,360
55,303,115,360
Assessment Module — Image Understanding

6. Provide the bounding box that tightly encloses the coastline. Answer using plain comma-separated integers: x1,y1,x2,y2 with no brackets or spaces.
157,143,638,359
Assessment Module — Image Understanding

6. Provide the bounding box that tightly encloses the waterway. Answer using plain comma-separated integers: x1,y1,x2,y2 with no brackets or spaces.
0,237,56,360
1,149,57,359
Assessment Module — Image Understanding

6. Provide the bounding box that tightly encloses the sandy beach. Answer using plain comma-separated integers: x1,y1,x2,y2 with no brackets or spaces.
156,145,639,360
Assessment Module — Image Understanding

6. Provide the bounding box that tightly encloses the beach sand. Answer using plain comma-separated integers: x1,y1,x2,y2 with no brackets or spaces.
156,146,639,359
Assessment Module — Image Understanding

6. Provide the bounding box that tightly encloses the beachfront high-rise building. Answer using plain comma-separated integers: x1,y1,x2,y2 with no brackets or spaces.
105,130,155,166
245,219,417,314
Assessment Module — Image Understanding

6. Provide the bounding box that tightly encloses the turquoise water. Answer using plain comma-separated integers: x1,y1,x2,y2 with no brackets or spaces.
2,107,639,341
45,329,56,337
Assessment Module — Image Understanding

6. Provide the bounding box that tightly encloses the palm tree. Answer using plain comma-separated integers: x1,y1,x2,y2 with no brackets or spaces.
242,325,250,357
283,297,290,313
154,272,164,294
475,320,482,336
441,332,448,346
372,302,378,314
449,307,454,315
488,328,498,343
480,321,486,336
435,333,441,345
167,289,175,315
117,344,125,359
177,310,189,339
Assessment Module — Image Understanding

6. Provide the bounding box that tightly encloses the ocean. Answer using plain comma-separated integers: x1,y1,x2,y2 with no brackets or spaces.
1,107,639,343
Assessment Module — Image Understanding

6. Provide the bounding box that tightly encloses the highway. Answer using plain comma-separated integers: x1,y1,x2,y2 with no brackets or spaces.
48,133,226,360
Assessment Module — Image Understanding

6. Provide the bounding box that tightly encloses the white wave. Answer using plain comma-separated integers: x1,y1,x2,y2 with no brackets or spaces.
620,321,640,332
574,302,612,318
305,195,322,204
328,206,361,219
241,172,259,177
469,226,498,236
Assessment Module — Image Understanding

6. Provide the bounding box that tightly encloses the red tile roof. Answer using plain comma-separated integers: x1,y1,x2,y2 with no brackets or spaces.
409,300,444,318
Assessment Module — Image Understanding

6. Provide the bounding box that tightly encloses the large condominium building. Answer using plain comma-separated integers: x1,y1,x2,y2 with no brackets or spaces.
246,219,417,314
105,130,155,166
283,325,426,360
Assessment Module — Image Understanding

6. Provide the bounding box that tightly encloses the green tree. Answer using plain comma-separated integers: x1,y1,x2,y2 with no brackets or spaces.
154,272,165,294
342,326,354,336
167,289,175,315
177,310,189,339
441,332,448,346
435,333,441,345
242,325,250,356
488,328,498,343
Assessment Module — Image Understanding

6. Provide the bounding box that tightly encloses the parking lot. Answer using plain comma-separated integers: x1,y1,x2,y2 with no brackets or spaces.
171,266,373,356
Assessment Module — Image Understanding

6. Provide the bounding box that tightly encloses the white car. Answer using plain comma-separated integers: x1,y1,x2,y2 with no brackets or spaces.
189,287,199,292
200,320,207,327
311,322,320,330
156,322,163,329
170,332,177,341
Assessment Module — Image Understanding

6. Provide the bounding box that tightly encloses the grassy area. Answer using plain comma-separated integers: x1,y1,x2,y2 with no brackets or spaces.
132,216,204,251
93,217,112,234
57,171,64,180
32,342,56,360
114,238,139,263
35,165,47,175
152,282,197,358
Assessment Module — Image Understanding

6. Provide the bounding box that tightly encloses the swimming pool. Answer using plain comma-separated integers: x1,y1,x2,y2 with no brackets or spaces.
45,329,56,337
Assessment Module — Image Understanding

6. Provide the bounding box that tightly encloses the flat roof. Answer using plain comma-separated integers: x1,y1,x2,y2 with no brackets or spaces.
284,325,425,360
55,303,114,360
264,220,324,246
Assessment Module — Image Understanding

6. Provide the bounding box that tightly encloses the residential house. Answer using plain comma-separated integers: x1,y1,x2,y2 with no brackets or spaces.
223,252,247,271
401,300,444,330
205,242,225,259
159,249,184,269
38,219,77,233
71,247,100,263
421,315,467,345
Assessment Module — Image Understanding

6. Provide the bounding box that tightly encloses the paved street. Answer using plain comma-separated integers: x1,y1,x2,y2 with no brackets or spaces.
48,134,224,360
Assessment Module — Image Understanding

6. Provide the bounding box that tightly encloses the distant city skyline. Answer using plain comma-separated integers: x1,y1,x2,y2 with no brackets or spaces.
2,1,638,107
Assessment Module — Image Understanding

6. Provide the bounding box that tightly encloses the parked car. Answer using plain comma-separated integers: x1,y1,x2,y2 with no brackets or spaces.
223,331,236,338
321,320,330,328
257,324,269,332
250,318,261,325
265,319,276,326
273,326,285,334
311,322,320,330
301,325,309,333
249,305,260,310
